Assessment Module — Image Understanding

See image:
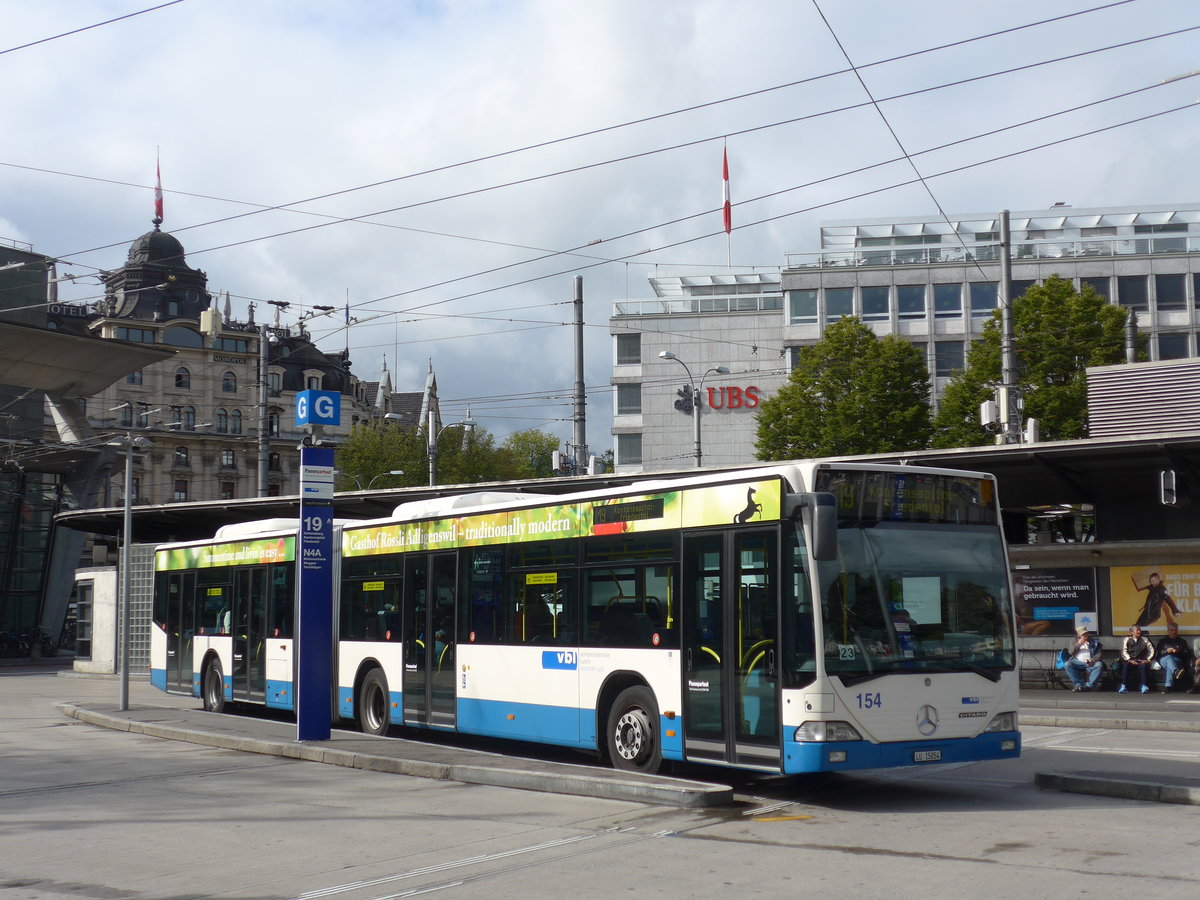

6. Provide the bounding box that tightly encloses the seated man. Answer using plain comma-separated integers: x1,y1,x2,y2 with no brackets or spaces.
1118,624,1155,694
1063,626,1104,692
1154,622,1193,692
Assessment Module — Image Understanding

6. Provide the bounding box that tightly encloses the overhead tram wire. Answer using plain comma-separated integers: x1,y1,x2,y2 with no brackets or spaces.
29,2,1173,267
75,19,1199,284
12,21,1195,316
317,94,1200,346
0,0,190,57
96,21,1200,330
329,69,1196,328
17,0,1141,260
11,79,1197,357
811,0,996,282
317,97,1200,368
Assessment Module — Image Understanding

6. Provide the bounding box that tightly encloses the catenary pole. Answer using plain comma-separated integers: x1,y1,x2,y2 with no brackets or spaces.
999,209,1021,444
572,276,587,474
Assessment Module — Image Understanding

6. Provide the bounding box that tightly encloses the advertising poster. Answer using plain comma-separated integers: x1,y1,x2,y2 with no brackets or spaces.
1013,567,1097,637
1110,566,1200,635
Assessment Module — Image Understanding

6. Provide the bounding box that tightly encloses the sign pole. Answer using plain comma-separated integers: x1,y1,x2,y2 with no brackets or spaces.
294,389,341,742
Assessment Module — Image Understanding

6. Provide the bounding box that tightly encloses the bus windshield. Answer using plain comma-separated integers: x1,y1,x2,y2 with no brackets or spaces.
817,522,1015,683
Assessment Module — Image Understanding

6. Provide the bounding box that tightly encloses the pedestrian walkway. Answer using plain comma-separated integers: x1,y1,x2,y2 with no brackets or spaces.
54,683,1200,810
1020,686,1200,807
58,701,733,809
1020,686,1200,733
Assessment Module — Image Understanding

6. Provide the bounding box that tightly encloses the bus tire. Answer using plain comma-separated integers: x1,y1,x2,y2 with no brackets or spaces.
357,669,390,736
607,686,662,774
202,660,225,714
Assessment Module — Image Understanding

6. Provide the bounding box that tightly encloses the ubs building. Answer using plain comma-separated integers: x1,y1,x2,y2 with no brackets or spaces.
610,203,1200,473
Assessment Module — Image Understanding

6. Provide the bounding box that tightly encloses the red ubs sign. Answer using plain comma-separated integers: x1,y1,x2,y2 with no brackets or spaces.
707,386,761,409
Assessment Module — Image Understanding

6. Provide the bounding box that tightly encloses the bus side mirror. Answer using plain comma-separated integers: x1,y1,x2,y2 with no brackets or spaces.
786,492,838,561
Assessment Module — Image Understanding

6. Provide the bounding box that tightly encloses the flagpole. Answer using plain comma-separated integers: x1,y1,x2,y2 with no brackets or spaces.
722,141,731,268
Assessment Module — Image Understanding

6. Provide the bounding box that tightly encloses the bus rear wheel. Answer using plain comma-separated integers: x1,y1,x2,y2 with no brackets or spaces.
607,686,662,774
357,669,390,736
202,660,225,713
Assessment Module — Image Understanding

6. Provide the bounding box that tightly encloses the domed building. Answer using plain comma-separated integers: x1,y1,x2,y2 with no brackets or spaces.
49,218,435,506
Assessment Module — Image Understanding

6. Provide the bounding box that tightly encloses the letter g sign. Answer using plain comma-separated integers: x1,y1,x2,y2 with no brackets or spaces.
295,389,342,427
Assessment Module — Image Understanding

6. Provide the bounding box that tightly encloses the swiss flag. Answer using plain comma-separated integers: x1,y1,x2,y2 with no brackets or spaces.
154,156,164,222
722,147,731,235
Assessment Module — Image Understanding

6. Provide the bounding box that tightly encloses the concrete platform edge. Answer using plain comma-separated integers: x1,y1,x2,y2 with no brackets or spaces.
56,703,733,809
1021,713,1200,732
1036,771,1200,806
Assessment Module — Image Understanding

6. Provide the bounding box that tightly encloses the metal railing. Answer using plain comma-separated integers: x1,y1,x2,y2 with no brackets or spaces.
613,294,784,317
785,236,1200,269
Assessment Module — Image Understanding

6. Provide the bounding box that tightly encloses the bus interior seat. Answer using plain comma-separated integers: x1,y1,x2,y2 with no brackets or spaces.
600,604,654,646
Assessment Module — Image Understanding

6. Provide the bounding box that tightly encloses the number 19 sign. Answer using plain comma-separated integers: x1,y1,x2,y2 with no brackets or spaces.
294,390,341,739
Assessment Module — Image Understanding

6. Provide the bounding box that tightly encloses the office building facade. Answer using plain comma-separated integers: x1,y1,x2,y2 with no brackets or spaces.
611,204,1200,473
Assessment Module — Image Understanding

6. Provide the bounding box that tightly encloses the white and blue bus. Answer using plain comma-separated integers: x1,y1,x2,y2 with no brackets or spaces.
152,461,1020,775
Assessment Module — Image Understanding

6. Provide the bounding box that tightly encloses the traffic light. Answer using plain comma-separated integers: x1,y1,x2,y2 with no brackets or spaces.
674,384,694,415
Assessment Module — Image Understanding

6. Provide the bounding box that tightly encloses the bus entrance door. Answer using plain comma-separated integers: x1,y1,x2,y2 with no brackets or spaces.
162,572,195,693
232,566,268,702
681,530,781,771
402,552,457,729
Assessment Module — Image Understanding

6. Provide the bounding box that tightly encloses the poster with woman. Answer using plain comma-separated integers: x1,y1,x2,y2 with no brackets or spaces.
1110,566,1198,634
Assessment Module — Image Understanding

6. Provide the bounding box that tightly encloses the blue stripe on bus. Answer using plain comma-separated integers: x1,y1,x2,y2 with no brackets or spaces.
336,687,403,723
783,731,1021,773
150,667,166,691
265,680,295,710
457,697,595,750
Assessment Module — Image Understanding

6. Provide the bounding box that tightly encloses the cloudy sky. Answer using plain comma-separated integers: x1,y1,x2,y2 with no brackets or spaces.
2,0,1198,453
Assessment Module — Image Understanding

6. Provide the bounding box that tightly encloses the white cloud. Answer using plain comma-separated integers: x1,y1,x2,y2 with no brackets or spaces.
2,0,1198,450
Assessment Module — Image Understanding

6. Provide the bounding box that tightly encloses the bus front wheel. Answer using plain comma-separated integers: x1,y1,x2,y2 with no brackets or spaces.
607,686,662,774
202,660,225,713
357,669,390,736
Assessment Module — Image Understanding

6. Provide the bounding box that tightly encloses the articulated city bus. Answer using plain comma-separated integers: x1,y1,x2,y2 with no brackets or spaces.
152,461,1020,774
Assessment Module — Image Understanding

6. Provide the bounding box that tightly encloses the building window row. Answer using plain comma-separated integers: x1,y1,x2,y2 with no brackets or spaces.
214,408,243,434
615,383,642,415
1082,273,1200,313
615,333,641,365
788,280,1039,325
788,274,1200,326
116,326,155,343
615,433,642,466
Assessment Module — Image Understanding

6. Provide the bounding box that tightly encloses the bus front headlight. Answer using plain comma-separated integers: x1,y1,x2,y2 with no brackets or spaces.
982,712,1017,733
794,721,863,742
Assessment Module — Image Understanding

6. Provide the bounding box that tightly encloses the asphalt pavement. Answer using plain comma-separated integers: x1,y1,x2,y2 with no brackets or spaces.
50,674,1200,810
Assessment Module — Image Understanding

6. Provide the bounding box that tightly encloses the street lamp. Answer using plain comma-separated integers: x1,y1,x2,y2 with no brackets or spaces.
368,469,405,490
427,408,477,486
659,351,729,468
108,403,151,711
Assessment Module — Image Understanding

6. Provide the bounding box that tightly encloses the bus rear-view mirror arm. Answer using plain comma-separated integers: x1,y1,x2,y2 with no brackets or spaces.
785,492,838,561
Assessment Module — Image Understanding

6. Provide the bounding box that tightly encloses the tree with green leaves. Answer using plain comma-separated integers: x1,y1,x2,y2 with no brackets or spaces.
932,275,1130,447
335,420,566,488
756,316,932,460
333,419,428,490
495,428,562,480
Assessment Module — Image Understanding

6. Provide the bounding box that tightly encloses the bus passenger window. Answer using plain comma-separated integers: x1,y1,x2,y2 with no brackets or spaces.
462,549,504,644
507,572,573,645
584,565,676,649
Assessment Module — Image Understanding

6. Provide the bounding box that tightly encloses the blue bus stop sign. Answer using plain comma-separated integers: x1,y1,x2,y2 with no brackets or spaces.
296,445,334,741
296,390,341,428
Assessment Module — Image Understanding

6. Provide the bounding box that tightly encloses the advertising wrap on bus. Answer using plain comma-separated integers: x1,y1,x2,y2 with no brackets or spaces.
157,536,294,571
342,479,782,556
